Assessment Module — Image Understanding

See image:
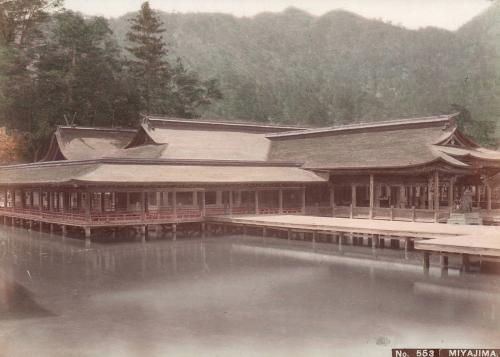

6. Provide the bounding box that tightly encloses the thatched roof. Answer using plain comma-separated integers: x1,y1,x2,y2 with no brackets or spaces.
0,160,326,186
41,127,137,162
267,114,500,170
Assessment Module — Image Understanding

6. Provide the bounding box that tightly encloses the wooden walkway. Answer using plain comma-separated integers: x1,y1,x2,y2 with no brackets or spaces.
415,234,500,257
208,214,499,240
208,214,500,272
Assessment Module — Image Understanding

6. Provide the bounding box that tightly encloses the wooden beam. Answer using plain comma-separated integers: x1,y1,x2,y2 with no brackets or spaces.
278,189,283,214
369,174,374,219
351,184,357,208
301,187,306,214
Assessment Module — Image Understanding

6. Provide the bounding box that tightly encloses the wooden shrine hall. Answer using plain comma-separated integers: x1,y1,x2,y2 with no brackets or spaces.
0,113,499,243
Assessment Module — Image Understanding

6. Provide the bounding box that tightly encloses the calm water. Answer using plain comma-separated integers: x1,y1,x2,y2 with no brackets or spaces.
0,226,499,357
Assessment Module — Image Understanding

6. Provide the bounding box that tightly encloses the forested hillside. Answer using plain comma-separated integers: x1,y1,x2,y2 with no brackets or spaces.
110,4,500,144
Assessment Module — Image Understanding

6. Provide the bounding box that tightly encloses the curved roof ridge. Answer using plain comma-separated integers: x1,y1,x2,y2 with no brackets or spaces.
145,115,308,132
57,125,137,133
266,113,459,139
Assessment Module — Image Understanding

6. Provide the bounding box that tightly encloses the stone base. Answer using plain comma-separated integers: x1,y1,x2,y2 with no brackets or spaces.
447,212,483,225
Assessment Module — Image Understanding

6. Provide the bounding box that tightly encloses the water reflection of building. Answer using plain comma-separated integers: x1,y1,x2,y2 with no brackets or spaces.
0,114,499,243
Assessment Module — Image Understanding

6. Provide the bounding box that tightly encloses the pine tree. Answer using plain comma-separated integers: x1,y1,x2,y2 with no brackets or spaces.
125,1,170,114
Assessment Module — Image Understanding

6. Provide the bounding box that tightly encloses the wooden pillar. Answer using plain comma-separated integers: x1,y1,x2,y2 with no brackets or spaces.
84,226,91,247
462,254,470,273
85,192,91,222
440,255,448,269
255,190,259,214
61,225,67,237
287,229,292,241
486,183,492,211
330,185,335,217
427,176,433,210
141,191,146,221
371,234,377,254
301,187,306,214
278,189,283,214
172,191,177,219
351,184,357,208
434,171,440,211
201,191,206,217
338,232,343,252
423,251,430,272
201,222,206,238
449,177,456,210
139,225,146,243
369,174,374,219
229,190,233,216
172,223,177,241
100,192,105,213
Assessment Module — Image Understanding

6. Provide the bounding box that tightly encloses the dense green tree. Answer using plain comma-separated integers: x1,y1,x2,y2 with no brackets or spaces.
126,1,169,114
125,1,221,117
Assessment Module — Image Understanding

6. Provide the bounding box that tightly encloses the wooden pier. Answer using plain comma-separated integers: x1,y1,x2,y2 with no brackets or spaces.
207,214,500,272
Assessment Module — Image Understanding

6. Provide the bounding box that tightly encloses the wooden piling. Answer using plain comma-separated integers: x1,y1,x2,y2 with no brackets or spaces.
84,226,91,248
172,223,177,241
462,254,470,273
423,251,430,272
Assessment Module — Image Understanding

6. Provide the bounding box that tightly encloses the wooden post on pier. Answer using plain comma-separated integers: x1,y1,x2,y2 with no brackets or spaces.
301,187,306,214
369,174,374,219
411,206,416,222
139,225,147,243
172,223,177,241
61,225,67,237
201,222,206,238
434,171,440,222
423,251,430,272
279,189,283,214
371,234,377,255
330,186,335,217
287,229,292,241
255,190,259,214
486,183,492,212
84,226,91,248
312,231,317,248
338,232,343,252
172,191,177,219
440,255,448,269
462,254,470,273
404,238,409,260
390,206,394,221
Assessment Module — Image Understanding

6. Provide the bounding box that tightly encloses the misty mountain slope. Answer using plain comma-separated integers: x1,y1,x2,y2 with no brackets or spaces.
109,6,499,142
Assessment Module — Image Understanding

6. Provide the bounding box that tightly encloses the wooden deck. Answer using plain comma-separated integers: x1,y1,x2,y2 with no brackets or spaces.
208,214,500,240
415,234,500,257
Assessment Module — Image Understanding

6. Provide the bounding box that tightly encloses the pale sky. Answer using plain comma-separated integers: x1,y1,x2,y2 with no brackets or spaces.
64,0,493,30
